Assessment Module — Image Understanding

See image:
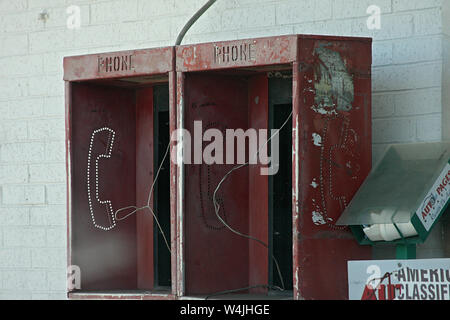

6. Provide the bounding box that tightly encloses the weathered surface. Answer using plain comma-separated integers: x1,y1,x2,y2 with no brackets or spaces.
176,35,297,72
293,37,373,300
64,47,174,81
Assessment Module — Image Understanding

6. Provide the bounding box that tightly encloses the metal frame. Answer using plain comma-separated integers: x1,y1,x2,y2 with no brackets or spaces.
64,34,373,300
174,34,372,300
64,46,177,300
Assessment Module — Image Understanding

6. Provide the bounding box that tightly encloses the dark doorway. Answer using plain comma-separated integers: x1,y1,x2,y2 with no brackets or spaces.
153,85,171,288
269,77,293,291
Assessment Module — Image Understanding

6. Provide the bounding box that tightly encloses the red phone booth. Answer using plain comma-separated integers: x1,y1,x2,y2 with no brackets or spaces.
64,47,177,299
64,34,373,300
175,34,373,299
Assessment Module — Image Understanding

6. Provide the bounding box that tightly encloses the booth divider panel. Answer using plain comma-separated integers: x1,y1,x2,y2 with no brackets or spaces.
248,75,269,293
136,87,154,290
184,74,251,295
71,83,137,290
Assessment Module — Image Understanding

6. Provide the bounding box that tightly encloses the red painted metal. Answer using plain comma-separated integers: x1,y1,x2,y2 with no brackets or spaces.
293,37,373,300
175,71,185,297
176,34,372,300
179,72,271,296
292,61,301,299
248,75,269,294
136,87,154,289
183,74,250,295
176,35,297,72
65,34,372,300
63,47,173,81
169,71,178,296
65,47,176,298
71,83,137,290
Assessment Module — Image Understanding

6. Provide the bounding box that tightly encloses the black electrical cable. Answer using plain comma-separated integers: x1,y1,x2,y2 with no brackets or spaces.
175,0,218,45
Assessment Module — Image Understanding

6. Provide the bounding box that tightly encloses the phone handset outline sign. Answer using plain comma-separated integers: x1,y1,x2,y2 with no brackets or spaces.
86,127,117,231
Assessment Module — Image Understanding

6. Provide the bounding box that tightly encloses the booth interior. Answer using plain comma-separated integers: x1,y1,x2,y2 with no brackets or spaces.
181,65,294,298
69,74,172,293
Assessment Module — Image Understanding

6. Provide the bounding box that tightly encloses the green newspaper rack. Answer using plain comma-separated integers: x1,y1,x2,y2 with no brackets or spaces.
337,142,450,259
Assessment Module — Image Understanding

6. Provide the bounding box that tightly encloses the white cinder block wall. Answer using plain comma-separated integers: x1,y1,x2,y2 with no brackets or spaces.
444,0,450,139
0,0,447,299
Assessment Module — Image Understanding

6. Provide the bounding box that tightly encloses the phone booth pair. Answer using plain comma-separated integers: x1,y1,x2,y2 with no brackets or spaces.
65,34,373,300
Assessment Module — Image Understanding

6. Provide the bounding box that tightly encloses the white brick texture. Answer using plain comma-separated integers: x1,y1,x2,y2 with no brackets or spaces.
444,0,450,140
0,0,447,300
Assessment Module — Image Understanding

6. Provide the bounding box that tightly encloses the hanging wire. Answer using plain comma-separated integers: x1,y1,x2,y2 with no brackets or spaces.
114,143,172,253
211,111,294,297
174,0,292,297
112,109,293,298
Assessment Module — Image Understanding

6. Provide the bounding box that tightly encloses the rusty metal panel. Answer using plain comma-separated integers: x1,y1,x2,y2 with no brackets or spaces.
248,74,269,293
293,37,372,300
136,87,154,289
70,83,138,290
176,35,297,72
65,47,176,297
65,35,373,300
183,74,251,295
64,47,174,81
169,71,178,296
297,239,369,299
178,72,272,296
292,61,301,300
176,34,372,300
176,71,185,297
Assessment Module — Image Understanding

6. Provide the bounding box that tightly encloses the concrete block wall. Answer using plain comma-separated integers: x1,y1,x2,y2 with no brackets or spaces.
0,0,447,299
444,0,450,139
441,0,450,258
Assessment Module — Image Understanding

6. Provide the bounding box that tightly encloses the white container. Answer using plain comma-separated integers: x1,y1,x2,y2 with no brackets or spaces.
362,209,418,242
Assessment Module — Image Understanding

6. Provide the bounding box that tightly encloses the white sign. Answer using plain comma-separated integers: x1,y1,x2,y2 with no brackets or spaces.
348,259,450,300
415,163,450,231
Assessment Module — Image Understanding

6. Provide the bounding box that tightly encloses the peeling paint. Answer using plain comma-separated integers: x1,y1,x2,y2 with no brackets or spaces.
310,178,318,189
176,75,185,297
311,104,338,115
294,115,299,215
313,44,354,113
312,133,322,147
312,211,326,225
